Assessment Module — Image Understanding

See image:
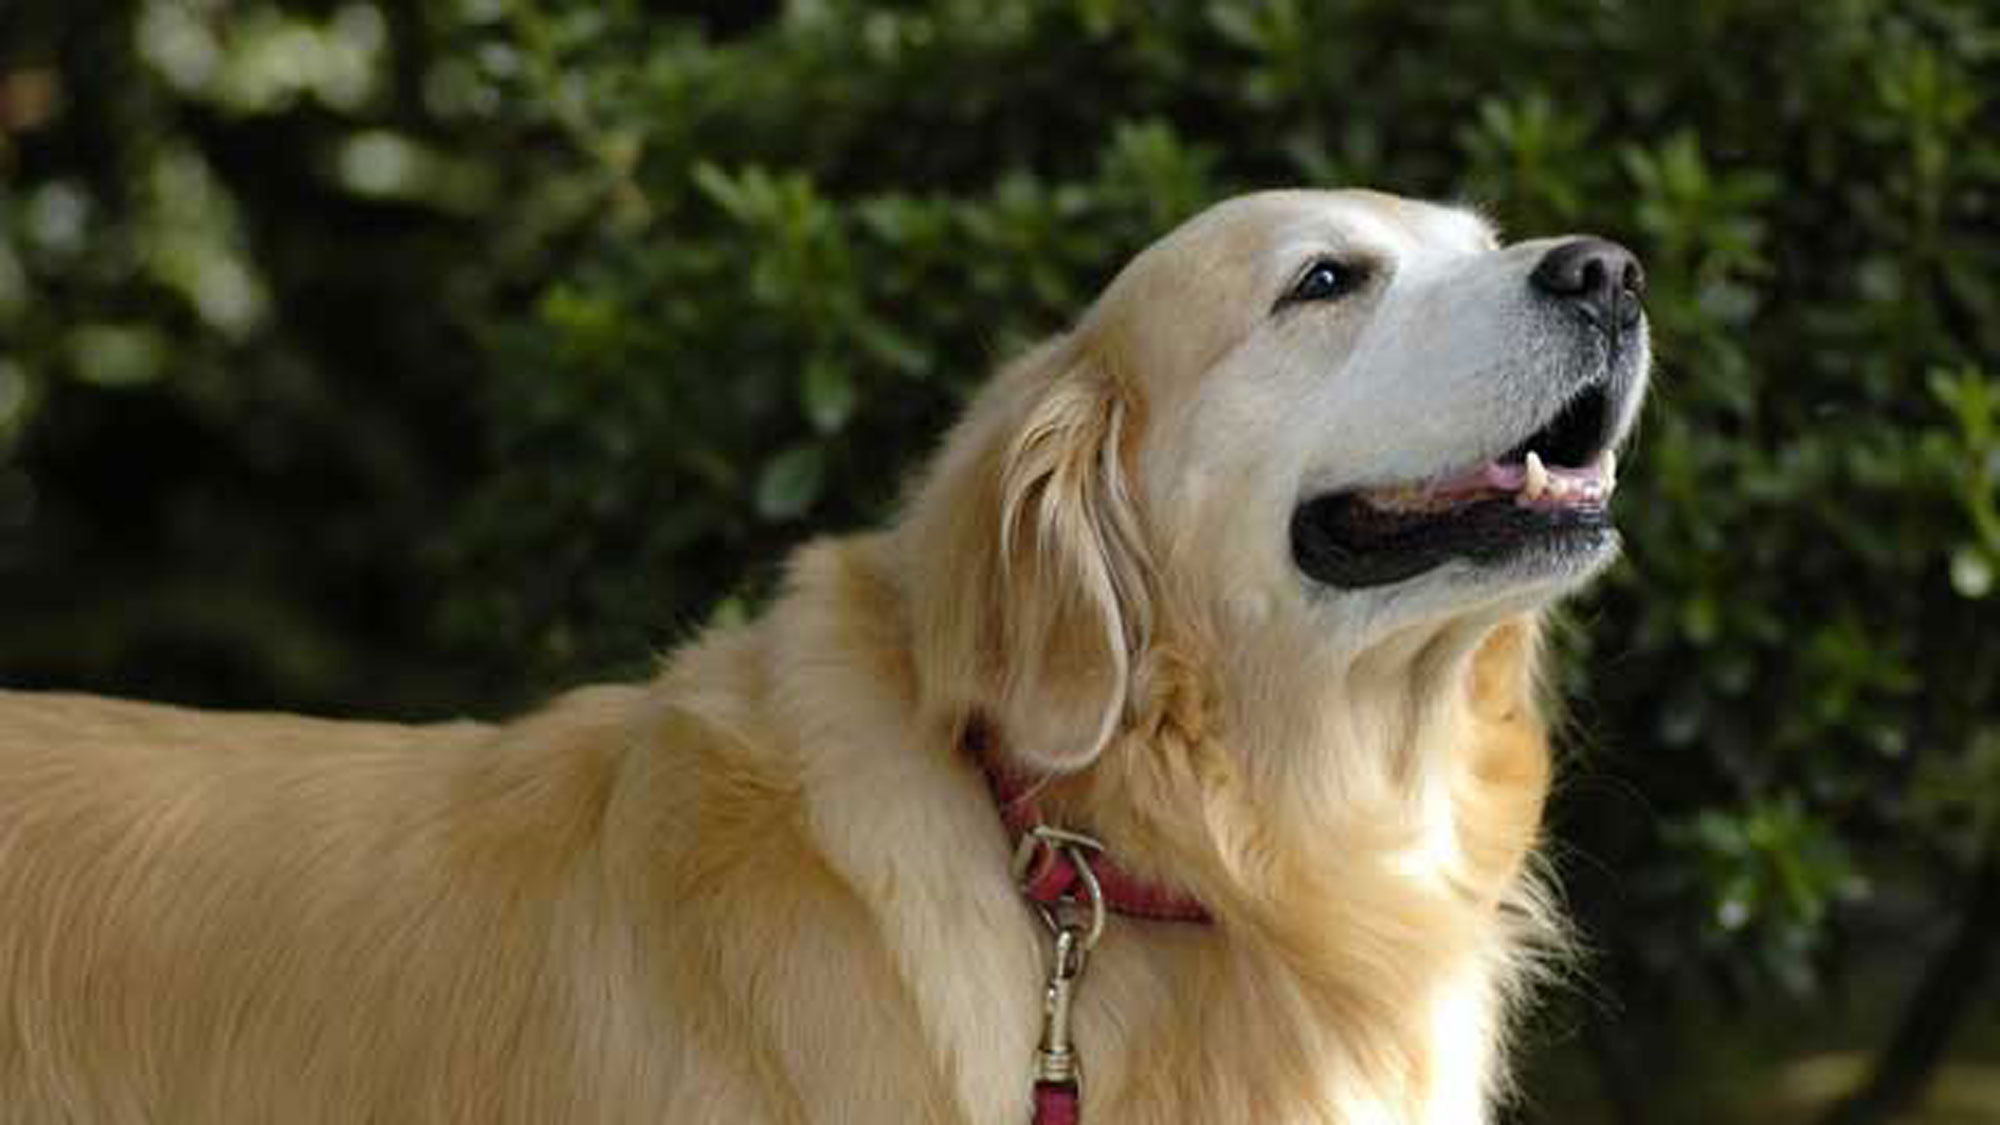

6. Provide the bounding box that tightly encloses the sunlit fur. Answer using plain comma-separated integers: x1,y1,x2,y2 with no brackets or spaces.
0,190,1642,1123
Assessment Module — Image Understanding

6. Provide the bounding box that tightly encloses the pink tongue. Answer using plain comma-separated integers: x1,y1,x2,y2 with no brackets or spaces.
1433,461,1527,496
1434,458,1600,496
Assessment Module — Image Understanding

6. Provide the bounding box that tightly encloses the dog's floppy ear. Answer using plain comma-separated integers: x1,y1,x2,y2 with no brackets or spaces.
901,336,1151,773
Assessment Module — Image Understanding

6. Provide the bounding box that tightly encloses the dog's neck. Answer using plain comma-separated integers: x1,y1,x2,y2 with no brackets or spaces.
774,539,1555,1124
983,618,1556,1121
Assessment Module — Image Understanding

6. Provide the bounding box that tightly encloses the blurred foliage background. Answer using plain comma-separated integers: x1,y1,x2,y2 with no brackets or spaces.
3,0,1998,1120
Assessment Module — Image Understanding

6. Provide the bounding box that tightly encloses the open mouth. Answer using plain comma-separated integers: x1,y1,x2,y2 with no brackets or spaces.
1291,381,1624,589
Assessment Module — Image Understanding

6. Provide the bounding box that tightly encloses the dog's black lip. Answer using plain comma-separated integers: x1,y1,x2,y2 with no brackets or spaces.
1290,495,1613,589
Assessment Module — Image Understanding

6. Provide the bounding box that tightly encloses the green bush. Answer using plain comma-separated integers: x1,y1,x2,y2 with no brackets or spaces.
3,1,1996,1119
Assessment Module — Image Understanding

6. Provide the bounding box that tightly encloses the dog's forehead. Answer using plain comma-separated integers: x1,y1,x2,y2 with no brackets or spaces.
1201,190,1496,261
1105,190,1495,304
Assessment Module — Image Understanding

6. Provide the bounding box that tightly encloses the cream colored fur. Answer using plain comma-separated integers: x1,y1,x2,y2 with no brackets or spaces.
0,190,1644,1123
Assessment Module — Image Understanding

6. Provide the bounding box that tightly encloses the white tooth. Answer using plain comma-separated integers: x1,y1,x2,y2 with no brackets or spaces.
1603,448,1618,487
1524,451,1548,499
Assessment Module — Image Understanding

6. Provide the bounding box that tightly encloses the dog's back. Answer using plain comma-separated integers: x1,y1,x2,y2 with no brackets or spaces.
0,685,687,1123
0,597,948,1125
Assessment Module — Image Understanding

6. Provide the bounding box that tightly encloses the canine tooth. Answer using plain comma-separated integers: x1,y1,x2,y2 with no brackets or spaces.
1603,448,1618,487
1524,451,1548,499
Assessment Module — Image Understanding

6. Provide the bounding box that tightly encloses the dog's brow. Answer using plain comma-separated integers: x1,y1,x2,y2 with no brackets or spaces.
1290,209,1400,259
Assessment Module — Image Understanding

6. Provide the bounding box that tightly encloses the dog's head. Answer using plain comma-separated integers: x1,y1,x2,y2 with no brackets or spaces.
901,189,1649,778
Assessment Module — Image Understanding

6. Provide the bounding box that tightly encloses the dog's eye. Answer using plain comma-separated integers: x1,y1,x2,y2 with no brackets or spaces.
1279,259,1366,310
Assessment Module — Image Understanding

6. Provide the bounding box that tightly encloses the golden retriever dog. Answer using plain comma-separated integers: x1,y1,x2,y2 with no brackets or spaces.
0,189,1649,1124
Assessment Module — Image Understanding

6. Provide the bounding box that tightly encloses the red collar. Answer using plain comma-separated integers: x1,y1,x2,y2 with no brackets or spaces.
973,737,1212,926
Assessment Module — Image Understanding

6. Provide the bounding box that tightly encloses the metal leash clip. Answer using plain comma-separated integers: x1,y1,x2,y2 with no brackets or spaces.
1033,923,1089,1092
1012,825,1107,1118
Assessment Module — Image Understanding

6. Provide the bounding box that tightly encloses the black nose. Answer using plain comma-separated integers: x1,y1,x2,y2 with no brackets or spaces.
1530,237,1645,330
